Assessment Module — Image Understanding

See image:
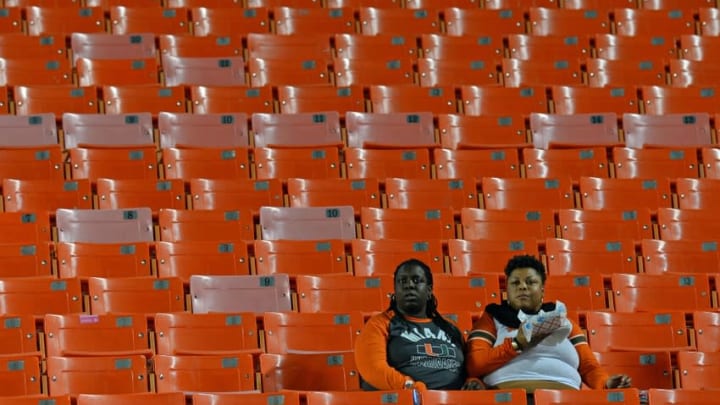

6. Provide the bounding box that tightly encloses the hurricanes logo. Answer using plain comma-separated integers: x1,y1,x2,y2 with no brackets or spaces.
417,343,456,357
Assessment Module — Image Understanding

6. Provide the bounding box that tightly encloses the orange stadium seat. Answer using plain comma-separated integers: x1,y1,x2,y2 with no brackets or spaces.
259,206,356,241
251,112,343,148
676,177,720,210
162,147,250,181
189,274,293,315
156,241,250,283
333,57,415,87
0,211,52,244
385,177,478,213
460,208,556,241
368,84,458,114
249,57,330,87
406,0,478,8
563,0,636,8
461,85,548,116
594,351,674,390
189,178,282,212
0,33,65,59
190,7,271,36
699,7,720,36
56,241,153,280
639,0,716,8
586,58,667,88
614,7,695,37
0,356,42,396
421,33,503,64
657,208,720,241
254,147,341,181
305,390,415,405
0,277,83,318
154,354,256,393
71,33,157,62
613,147,701,180
47,355,149,396
158,208,255,242
247,32,331,62
345,111,436,149
190,85,274,114
358,7,441,35
103,85,187,115
87,276,186,316
417,57,501,87
679,34,720,62
360,207,455,240
254,239,348,277
447,238,539,276
77,57,160,87
434,148,521,180
432,274,502,313
161,55,246,87
0,56,72,86
351,238,445,276
62,112,154,149
159,34,243,58
86,0,162,6
543,273,609,313
443,7,525,37
277,84,365,115
165,0,241,7
345,147,432,181
481,177,575,211
0,314,41,357
44,313,151,358
647,388,720,405
545,238,638,277
437,114,529,149
76,393,186,405
154,312,260,356
507,34,590,62
96,178,186,213
2,178,92,213
0,242,52,278
273,6,355,35
693,311,720,353
14,86,98,117
675,351,720,389
622,113,712,149
669,59,720,88
422,389,528,405
485,0,557,7
335,33,417,61
68,146,159,183
286,177,381,214
612,272,713,313
502,58,583,88
247,0,322,7
260,352,360,392
578,177,672,213
109,6,190,35
295,274,392,313
25,6,105,36
528,7,612,36
557,208,653,240
192,392,301,405
534,388,641,405
587,311,691,351
263,311,363,354
702,147,720,179
523,147,611,183
158,112,249,148
0,7,22,34
593,34,677,63
56,207,154,243
640,85,720,115
551,85,639,115
641,239,720,275
326,0,400,7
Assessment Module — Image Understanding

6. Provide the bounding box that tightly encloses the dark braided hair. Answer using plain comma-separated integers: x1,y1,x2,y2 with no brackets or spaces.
388,258,464,348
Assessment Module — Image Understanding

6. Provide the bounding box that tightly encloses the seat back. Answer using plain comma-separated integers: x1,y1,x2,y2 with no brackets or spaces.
447,238,539,276
287,177,381,215
254,147,341,181
192,392,300,405
189,274,292,315
534,388,641,405
557,208,653,240
360,207,455,240
545,238,637,276
56,241,153,280
158,112,249,148
46,355,149,396
0,113,58,146
260,352,360,392
154,312,260,356
252,112,342,148
0,356,42,396
254,239,348,277
0,314,40,357
481,177,575,211
87,277,185,316
305,390,415,405
71,33,156,63
346,147,432,181
162,55,246,87
76,392,186,405
263,311,365,354
434,148,521,180
622,113,712,148
156,241,250,284
586,311,692,352
351,238,445,276
530,112,619,149
592,351,674,390
0,277,83,317
259,206,356,241
96,178,187,213
69,146,159,182
158,208,255,242
162,147,251,180
657,208,720,241
641,239,720,275
56,208,154,243
295,274,392,313
62,112,154,149
579,177,672,213
460,208,556,241
611,273,713,313
153,354,255,393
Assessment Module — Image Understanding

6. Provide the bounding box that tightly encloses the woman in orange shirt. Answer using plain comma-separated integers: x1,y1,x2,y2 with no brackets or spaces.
354,258,483,391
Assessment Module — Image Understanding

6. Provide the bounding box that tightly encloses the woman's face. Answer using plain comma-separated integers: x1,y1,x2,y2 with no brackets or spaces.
394,264,432,318
506,267,544,313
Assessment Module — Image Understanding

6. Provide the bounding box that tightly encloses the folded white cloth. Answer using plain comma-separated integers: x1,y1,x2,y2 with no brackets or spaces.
517,300,572,346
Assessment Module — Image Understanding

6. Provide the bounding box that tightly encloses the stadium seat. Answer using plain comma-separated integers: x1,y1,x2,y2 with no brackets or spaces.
612,147,701,180
676,177,720,210
333,57,415,87
336,33,417,61
161,55,246,87
587,311,691,351
162,147,251,181
158,208,255,242
551,85,639,115
14,85,98,117
523,147,611,183
545,238,637,277
594,34,677,62
622,113,712,149
273,6,355,35
153,354,256,393
657,208,720,241
641,239,720,275
56,207,154,243
190,7,270,37
2,178,92,213
594,351,674,390
437,114,529,149
249,57,330,87
434,148,521,180
640,85,720,115
502,58,583,88
103,85,187,116
529,112,620,149
557,208,653,240
87,277,186,316
25,6,105,36
62,112,153,149
461,85,548,116
158,34,243,58
77,393,186,405
0,145,61,181
534,388,641,405
447,238,539,277
358,7,440,35
0,314,41,358
259,206,356,241
614,7,695,37
444,7,525,37
0,7,23,34
0,356,43,396
385,177,478,213
305,390,415,405
702,147,720,179
611,273,713,313
0,211,52,244
692,311,720,353
422,389,528,405
360,207,455,240
586,58,667,88
77,57,160,86
109,6,190,35
544,273,610,313
56,241,153,280
675,351,720,389
71,33,157,63
44,313,151,358
252,112,342,148
156,241,251,283
433,274,502,313
263,311,364,354
192,392,301,405
96,178,187,213
260,352,360,392
277,84,365,115
346,111,436,149
699,7,720,36
254,147,341,180
461,208,556,241
286,177,381,214
528,7,612,36
158,112,249,148
647,388,720,405
578,177,672,212
189,274,293,315
47,355,149,396
0,56,72,86
417,57,501,87
154,312,261,356
190,85,273,114
351,238,445,276
189,178,282,212
369,84,458,114
345,147,432,181
295,274,392,313
481,177,575,210
507,34,589,62
0,396,71,405
254,239,349,277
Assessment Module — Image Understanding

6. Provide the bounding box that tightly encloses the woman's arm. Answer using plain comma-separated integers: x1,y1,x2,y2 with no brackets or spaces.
570,321,609,389
354,313,420,390
466,312,519,378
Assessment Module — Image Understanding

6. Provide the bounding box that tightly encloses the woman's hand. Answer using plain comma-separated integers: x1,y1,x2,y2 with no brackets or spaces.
514,322,553,350
461,378,484,390
605,374,632,389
